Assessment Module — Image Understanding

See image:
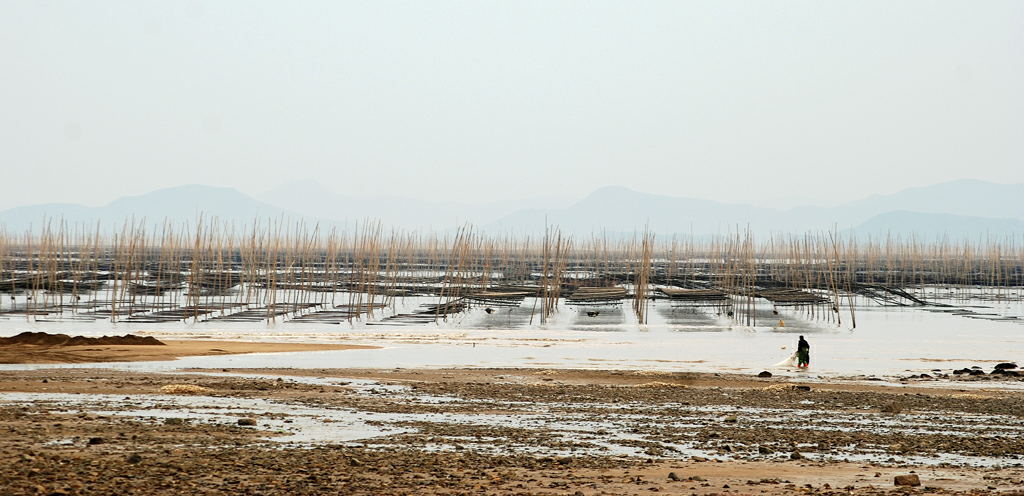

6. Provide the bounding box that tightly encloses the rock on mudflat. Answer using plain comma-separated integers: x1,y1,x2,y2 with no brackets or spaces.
894,474,921,486
994,362,1017,370
757,371,772,378
237,418,257,426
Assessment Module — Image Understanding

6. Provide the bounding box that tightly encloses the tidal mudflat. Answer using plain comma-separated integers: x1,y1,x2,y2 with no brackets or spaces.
2,367,1024,494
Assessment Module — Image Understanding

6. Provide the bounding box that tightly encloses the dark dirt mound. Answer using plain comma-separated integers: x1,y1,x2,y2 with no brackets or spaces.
0,332,164,346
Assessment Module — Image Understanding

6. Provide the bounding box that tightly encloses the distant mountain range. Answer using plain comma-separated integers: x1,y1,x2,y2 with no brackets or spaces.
1,179,1022,240
484,180,1024,238
256,180,572,230
0,185,303,232
845,211,1024,239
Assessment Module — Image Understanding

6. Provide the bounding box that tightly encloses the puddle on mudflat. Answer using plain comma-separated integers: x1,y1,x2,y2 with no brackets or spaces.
0,392,411,445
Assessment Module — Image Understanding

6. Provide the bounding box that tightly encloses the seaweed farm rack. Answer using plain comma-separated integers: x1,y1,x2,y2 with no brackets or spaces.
1,221,1022,327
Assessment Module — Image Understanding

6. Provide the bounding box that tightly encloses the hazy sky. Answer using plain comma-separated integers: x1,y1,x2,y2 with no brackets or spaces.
1,1,1022,210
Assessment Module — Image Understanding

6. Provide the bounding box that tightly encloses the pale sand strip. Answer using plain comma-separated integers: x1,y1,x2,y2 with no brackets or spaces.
0,340,377,364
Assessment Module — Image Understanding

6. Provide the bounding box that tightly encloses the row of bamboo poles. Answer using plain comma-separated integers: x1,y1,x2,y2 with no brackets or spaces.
1,219,1022,326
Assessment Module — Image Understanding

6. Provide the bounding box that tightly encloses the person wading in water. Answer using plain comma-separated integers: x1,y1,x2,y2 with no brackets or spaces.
797,335,810,368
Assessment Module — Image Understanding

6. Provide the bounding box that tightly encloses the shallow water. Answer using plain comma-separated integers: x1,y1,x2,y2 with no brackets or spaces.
0,391,412,445
2,290,1023,378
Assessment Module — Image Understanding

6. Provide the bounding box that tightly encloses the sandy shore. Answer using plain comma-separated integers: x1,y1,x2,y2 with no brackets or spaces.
0,340,377,364
2,367,1024,494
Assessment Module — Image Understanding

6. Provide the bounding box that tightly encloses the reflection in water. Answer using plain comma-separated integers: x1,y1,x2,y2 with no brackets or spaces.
569,305,626,332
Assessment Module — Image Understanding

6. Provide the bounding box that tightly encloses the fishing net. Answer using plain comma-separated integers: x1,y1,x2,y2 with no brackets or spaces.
773,352,798,368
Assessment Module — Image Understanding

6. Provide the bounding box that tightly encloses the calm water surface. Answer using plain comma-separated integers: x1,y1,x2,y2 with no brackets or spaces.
1,290,1022,377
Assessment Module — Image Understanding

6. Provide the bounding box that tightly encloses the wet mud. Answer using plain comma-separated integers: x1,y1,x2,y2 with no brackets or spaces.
2,368,1024,494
